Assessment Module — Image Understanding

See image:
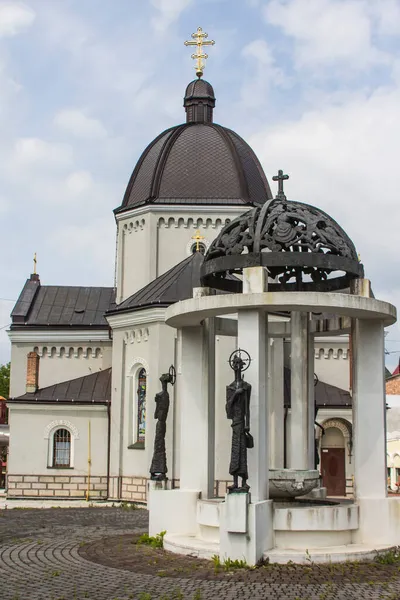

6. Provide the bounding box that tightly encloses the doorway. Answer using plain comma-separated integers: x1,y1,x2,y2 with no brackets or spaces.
320,426,346,496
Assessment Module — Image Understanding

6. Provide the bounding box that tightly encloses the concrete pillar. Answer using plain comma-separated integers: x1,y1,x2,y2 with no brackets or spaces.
179,320,215,498
289,311,309,469
269,337,284,468
237,309,268,502
352,319,386,499
307,330,315,469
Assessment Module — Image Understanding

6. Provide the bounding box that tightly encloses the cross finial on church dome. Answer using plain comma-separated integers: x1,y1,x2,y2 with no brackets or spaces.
184,27,215,78
272,169,289,201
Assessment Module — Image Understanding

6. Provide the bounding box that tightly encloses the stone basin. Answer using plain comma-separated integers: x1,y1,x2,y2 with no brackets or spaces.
269,468,320,499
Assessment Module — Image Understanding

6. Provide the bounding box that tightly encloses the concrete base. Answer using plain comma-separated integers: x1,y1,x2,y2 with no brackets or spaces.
265,543,396,564
353,497,400,546
164,533,219,559
220,498,273,565
148,488,200,537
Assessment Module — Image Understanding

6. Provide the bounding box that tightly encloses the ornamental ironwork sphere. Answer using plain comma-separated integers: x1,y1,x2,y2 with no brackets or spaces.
201,197,363,293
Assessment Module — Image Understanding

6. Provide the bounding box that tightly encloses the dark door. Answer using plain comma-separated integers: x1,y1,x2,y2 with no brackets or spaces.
321,448,346,496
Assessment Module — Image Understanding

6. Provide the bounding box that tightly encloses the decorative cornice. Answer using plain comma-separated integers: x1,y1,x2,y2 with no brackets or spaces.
106,307,166,329
8,330,111,343
115,204,246,223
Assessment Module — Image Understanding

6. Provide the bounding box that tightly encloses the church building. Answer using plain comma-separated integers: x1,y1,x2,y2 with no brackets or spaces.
6,34,354,502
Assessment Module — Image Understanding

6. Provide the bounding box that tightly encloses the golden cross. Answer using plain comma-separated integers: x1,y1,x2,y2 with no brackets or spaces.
33,252,37,275
191,230,205,252
184,27,215,78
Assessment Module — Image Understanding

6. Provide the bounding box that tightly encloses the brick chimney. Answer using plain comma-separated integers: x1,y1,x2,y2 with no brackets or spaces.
26,351,40,393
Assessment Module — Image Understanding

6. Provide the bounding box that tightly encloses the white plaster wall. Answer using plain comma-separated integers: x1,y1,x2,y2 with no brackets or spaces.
109,319,176,482
8,404,108,475
314,337,350,391
116,207,245,303
9,341,112,398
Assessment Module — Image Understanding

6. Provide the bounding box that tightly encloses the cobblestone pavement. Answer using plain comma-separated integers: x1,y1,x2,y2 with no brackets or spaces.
0,506,399,600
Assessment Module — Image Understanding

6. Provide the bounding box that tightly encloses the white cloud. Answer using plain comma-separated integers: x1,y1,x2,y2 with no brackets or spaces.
240,39,287,108
65,170,94,196
11,137,73,169
264,0,387,69
151,0,192,32
249,83,400,320
54,109,108,140
0,1,35,37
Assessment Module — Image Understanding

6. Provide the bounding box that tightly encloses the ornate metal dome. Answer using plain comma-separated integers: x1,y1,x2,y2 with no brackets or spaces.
201,192,364,293
114,80,272,214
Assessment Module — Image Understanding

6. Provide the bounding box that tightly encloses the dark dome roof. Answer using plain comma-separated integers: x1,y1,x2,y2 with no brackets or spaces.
201,197,364,293
115,80,272,213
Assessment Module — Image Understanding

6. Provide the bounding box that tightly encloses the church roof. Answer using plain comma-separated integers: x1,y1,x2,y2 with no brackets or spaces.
114,80,272,214
283,368,352,409
108,252,203,315
9,368,111,404
11,275,115,329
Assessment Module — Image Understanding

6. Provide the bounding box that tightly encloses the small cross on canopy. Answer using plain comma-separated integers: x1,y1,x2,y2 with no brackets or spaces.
272,169,289,200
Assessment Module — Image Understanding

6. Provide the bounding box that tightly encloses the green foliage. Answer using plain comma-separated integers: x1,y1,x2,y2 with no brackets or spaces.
211,554,248,571
375,547,400,564
137,530,166,549
138,594,153,600
121,501,139,510
0,362,10,398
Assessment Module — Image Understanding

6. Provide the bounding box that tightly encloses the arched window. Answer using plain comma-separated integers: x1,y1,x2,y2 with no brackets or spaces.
53,429,71,467
136,368,147,444
191,242,206,255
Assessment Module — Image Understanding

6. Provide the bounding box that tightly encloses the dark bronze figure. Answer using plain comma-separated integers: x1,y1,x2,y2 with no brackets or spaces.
226,351,253,493
150,366,175,481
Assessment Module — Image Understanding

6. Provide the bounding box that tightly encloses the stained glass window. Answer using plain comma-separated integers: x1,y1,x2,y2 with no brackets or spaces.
137,368,147,443
53,429,71,467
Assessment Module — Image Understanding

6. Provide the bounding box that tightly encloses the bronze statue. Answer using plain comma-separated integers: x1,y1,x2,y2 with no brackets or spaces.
150,366,175,481
226,351,253,493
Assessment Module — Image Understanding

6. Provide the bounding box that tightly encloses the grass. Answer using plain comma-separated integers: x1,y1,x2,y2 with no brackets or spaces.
137,530,166,549
375,547,400,565
211,554,248,571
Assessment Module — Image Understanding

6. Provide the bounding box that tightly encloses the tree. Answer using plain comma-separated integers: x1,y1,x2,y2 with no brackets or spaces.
0,362,10,398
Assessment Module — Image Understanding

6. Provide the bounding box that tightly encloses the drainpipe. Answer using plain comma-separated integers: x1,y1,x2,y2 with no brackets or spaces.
283,407,288,468
86,420,91,501
106,401,111,499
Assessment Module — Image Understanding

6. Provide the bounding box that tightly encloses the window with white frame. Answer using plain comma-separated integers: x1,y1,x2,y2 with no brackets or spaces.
52,428,71,467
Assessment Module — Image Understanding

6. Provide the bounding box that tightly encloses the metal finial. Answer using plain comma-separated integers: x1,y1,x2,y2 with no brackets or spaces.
33,252,37,275
272,169,289,200
184,27,215,78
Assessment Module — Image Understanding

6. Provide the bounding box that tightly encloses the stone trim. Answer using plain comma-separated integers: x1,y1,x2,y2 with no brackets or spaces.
7,474,107,499
44,420,80,440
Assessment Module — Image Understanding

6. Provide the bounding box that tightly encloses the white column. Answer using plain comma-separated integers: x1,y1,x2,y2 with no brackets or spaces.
307,330,315,469
179,320,215,498
352,319,386,498
269,337,284,468
237,309,268,503
289,311,309,470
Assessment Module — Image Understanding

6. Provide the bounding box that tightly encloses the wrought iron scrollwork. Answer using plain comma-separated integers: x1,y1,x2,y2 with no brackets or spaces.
201,198,363,292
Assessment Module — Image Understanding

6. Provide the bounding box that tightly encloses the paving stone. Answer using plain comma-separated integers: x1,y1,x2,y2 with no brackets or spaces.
0,507,398,599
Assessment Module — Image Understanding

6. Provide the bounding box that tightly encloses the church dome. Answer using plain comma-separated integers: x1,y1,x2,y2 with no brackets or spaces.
201,192,364,293
115,80,272,214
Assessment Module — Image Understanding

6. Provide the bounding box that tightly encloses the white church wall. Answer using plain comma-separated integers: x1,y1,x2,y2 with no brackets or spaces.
115,206,245,303
314,336,350,390
108,314,176,502
7,403,108,498
9,338,112,398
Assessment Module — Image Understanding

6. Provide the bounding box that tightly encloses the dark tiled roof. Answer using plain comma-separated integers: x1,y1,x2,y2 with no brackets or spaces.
108,253,203,315
11,277,115,328
10,369,111,404
115,122,272,213
284,367,351,409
